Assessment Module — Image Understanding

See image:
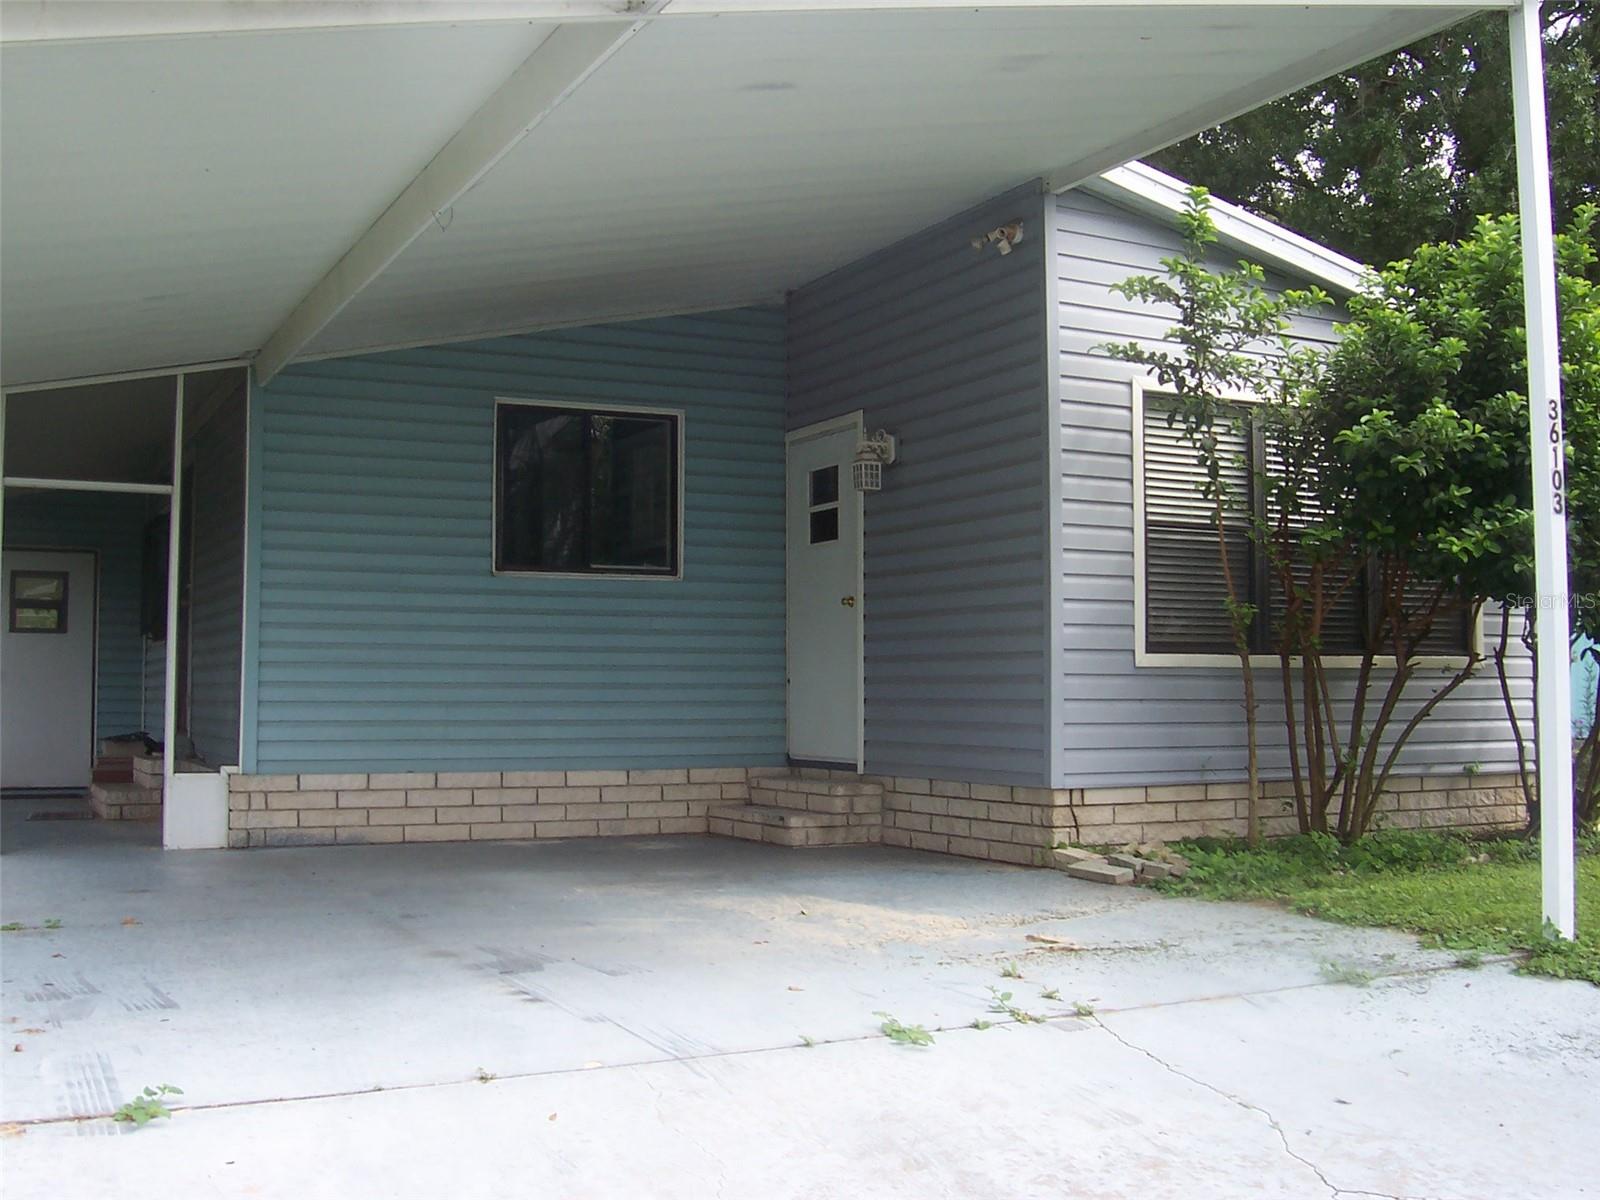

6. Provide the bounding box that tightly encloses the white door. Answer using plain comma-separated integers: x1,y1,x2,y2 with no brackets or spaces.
1,550,96,789
786,418,863,766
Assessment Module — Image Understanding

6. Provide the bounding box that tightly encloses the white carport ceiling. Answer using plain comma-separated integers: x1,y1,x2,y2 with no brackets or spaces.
0,3,1488,388
0,19,559,385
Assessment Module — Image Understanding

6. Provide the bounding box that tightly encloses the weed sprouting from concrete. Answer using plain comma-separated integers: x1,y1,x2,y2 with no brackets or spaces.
112,1085,182,1128
874,1013,934,1047
1318,961,1375,987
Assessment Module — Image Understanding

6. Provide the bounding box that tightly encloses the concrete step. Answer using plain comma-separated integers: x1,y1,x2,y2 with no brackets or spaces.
708,804,881,848
90,782,162,822
92,758,134,784
748,785,880,816
708,803,880,829
747,775,883,798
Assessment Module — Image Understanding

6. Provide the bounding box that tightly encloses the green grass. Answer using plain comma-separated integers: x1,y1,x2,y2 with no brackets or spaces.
1154,830,1600,985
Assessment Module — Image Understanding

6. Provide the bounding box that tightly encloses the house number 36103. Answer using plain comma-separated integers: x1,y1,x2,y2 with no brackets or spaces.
1551,396,1567,515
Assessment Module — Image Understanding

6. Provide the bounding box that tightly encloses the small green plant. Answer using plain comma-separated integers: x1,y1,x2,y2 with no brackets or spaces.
799,1035,816,1048
1454,951,1484,970
999,961,1023,980
1318,961,1375,987
0,923,22,933
1072,1002,1095,1018
112,1085,183,1127
475,1067,496,1083
1040,987,1060,1001
874,1013,934,1047
987,987,1043,1024
970,1019,993,1031
43,919,61,930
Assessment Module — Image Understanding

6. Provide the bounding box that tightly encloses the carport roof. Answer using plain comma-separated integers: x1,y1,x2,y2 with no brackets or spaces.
0,1,1495,389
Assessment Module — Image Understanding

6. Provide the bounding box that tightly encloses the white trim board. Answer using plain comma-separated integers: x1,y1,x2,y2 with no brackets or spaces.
0,1,1511,45
1076,161,1368,296
1127,377,1483,670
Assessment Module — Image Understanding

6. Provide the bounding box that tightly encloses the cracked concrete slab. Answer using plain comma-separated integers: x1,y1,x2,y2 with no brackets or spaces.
2,801,1596,1198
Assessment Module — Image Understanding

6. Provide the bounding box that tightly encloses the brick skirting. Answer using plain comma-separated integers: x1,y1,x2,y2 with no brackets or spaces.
227,765,1525,857
226,767,769,848
876,772,1527,867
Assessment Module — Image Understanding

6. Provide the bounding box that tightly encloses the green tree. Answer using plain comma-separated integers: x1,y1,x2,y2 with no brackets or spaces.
1101,189,1329,846
1315,208,1600,830
1150,5,1599,267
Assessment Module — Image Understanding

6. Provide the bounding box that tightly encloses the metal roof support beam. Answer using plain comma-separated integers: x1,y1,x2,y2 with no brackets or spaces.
251,12,658,385
1510,0,1575,940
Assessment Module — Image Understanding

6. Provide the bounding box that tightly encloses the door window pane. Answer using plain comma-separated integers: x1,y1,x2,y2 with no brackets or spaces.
809,508,839,545
809,465,839,507
10,571,68,633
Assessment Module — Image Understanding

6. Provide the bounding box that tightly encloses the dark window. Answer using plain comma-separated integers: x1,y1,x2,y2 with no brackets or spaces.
9,570,68,633
495,402,679,576
1142,398,1470,657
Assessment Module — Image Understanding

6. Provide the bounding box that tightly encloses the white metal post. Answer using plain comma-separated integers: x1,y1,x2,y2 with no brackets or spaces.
162,376,185,821
1510,0,1576,940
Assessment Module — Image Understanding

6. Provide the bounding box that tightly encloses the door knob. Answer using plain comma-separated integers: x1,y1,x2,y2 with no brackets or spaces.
840,596,856,607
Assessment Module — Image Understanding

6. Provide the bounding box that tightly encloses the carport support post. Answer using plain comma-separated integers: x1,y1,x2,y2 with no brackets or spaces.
162,376,185,818
1510,0,1576,940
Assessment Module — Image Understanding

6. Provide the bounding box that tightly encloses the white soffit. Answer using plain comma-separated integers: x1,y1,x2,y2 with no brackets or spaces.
0,21,558,386
302,5,1474,360
0,5,1483,384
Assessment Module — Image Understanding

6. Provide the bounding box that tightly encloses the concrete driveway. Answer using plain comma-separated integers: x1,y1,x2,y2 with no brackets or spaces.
2,796,1596,1199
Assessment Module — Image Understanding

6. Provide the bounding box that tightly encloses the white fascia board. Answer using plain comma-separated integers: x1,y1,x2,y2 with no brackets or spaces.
0,1,1514,44
0,3,633,44
252,13,660,385
1076,160,1369,295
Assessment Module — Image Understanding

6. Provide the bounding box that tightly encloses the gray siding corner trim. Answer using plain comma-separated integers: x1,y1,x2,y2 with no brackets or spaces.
1049,188,1533,788
244,308,788,774
788,181,1054,787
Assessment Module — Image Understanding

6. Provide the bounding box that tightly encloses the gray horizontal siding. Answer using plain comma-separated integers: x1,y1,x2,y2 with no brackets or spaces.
186,380,246,766
4,491,157,742
245,308,788,773
788,183,1052,786
1051,188,1533,788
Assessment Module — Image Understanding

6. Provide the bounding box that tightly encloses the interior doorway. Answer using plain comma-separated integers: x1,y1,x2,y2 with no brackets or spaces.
0,549,96,789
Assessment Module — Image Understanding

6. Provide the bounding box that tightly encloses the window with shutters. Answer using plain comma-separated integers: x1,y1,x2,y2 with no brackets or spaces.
1136,389,1472,662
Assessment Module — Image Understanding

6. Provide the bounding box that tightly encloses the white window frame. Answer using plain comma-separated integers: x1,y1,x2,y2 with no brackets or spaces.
1130,377,1482,670
491,396,686,582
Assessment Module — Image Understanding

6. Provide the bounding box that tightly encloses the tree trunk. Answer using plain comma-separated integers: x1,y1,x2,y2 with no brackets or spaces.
1492,602,1536,828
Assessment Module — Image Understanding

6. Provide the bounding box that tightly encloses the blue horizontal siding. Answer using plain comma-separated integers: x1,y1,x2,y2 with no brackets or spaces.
4,491,157,741
247,308,788,773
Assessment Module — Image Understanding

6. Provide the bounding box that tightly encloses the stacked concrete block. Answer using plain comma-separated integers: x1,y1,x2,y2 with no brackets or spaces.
223,762,1525,855
89,752,166,821
876,779,1063,867
225,767,761,848
1056,773,1526,846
